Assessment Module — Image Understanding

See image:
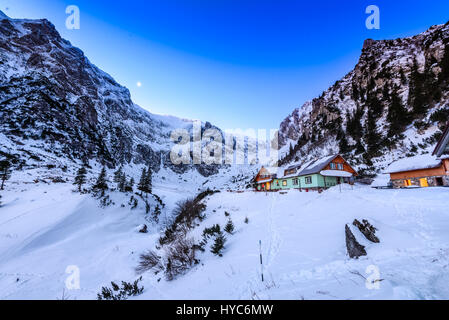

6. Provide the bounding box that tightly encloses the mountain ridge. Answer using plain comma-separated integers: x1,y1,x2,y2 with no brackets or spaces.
278,21,449,176
0,11,226,177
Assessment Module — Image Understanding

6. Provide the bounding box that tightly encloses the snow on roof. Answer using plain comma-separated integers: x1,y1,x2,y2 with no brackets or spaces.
297,155,338,176
256,179,273,184
275,155,342,179
384,154,442,174
320,170,353,178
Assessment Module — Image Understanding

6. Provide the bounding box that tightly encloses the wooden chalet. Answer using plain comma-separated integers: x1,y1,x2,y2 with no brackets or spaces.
254,154,358,192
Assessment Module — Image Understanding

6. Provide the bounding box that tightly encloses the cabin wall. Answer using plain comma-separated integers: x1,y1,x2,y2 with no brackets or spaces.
323,155,357,175
390,166,446,180
389,162,449,188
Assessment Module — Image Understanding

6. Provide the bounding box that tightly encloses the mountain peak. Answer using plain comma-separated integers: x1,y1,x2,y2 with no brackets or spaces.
0,10,10,20
362,38,376,50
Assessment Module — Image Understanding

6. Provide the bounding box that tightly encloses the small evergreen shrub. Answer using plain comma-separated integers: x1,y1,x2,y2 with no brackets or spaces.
211,231,226,257
97,277,144,300
224,219,235,234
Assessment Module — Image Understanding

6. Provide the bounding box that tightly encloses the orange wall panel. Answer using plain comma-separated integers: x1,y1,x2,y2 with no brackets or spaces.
390,165,446,180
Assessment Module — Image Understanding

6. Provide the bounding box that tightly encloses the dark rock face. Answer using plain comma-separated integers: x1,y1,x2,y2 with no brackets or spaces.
0,13,225,176
345,224,367,259
353,219,380,243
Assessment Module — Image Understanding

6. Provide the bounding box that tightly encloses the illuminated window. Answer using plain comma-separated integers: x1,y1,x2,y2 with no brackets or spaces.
282,180,287,186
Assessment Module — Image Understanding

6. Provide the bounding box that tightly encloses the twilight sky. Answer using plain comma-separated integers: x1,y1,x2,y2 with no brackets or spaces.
2,0,449,130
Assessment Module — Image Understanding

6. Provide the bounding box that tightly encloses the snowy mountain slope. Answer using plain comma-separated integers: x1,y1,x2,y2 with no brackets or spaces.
278,22,449,176
2,175,449,299
0,10,249,178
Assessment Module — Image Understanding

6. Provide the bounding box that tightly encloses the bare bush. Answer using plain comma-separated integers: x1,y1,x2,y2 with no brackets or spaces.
164,237,198,281
158,197,206,245
173,198,206,228
135,250,162,274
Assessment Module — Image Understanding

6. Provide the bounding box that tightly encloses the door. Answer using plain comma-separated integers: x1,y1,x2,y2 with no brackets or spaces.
419,178,429,187
404,179,412,187
266,182,271,191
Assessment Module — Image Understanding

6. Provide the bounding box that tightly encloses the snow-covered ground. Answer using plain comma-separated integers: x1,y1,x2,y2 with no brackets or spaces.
1,169,449,300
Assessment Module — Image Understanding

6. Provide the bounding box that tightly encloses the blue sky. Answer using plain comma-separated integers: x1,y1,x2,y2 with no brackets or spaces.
2,1,449,130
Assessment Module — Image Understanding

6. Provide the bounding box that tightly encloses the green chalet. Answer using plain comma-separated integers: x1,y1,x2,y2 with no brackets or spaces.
254,154,358,192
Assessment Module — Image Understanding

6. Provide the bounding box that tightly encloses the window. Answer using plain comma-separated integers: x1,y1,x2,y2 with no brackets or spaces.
305,176,312,184
337,163,343,170
330,163,336,170
282,180,287,186
293,178,299,186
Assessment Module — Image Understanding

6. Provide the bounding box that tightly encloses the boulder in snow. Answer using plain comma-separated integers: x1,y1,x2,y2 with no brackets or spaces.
138,224,148,233
353,219,380,243
345,224,367,259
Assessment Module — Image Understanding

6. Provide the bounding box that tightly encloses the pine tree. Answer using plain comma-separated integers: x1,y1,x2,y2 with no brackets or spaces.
73,166,87,192
92,167,108,195
388,85,410,137
364,108,381,156
118,173,126,192
367,94,383,119
113,166,123,184
409,59,426,116
0,160,12,191
211,231,226,256
145,167,152,194
224,219,235,234
138,167,152,213
138,168,148,194
439,44,449,83
138,167,152,194
153,204,161,222
339,135,351,154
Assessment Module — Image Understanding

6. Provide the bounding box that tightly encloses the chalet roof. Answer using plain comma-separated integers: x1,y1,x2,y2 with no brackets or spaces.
274,154,356,179
384,154,442,174
258,166,278,175
433,123,449,157
297,155,338,176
